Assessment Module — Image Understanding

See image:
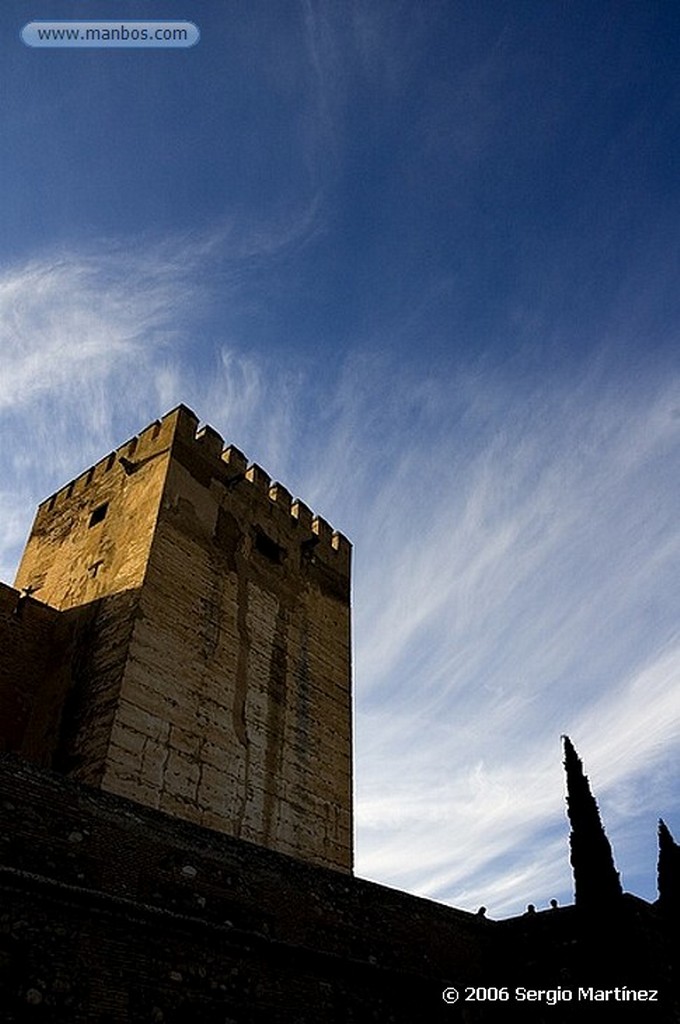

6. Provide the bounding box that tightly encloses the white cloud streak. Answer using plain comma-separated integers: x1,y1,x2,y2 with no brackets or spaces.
340,363,680,916
0,243,196,576
0,216,322,577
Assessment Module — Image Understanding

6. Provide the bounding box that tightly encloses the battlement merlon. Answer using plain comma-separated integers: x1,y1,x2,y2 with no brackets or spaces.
29,404,351,574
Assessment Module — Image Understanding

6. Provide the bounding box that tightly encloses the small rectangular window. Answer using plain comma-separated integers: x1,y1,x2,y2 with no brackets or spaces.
88,502,108,528
254,528,285,565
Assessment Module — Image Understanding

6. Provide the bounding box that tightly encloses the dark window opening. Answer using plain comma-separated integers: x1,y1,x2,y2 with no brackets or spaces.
254,528,285,565
88,502,108,528
300,537,319,562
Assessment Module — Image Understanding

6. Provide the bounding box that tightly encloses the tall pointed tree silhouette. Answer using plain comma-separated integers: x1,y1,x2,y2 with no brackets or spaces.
657,819,680,913
562,735,622,909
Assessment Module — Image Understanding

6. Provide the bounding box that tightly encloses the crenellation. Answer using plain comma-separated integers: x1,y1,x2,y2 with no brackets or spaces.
121,435,138,458
39,488,62,515
312,515,332,544
136,418,162,449
31,407,348,565
292,499,314,531
332,531,350,554
35,407,199,517
35,424,166,518
245,463,271,493
269,482,292,513
165,403,200,442
195,424,224,459
74,466,93,493
331,532,351,572
221,444,247,474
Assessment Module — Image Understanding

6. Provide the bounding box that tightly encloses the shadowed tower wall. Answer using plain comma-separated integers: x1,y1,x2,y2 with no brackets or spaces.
12,406,352,873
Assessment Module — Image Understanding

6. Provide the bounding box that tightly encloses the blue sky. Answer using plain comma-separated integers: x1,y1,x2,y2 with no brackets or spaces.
2,1,680,916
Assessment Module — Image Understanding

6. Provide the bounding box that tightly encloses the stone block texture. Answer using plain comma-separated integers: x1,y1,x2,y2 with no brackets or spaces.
4,406,353,872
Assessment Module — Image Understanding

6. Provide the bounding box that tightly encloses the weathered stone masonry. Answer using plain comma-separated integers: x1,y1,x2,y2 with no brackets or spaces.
5,405,352,872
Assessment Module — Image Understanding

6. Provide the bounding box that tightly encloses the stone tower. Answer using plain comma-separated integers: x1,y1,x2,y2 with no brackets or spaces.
8,406,353,872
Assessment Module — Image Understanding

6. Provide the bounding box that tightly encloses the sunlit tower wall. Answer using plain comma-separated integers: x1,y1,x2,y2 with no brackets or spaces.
13,406,353,872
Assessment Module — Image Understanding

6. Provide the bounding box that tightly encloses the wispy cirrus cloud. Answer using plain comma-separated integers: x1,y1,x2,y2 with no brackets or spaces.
0,239,210,577
0,240,203,414
0,216,324,576
342,360,680,915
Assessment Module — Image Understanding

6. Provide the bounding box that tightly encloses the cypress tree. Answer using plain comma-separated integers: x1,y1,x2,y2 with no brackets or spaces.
657,818,680,913
562,735,622,909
